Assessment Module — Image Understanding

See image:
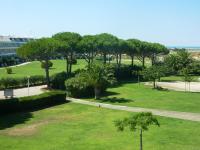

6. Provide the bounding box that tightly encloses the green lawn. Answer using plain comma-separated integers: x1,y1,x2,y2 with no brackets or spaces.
0,59,87,79
0,103,199,150
87,82,200,113
161,75,200,82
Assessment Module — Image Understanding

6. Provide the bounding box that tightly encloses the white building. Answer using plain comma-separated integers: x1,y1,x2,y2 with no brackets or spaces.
0,36,33,56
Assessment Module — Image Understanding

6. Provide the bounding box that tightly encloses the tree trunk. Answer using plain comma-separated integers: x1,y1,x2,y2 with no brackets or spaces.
91,50,94,63
153,79,156,89
65,57,69,73
94,87,101,99
103,53,107,64
140,129,143,150
151,53,156,66
69,52,73,74
119,53,122,68
142,56,145,68
131,55,134,67
45,60,50,88
116,54,119,65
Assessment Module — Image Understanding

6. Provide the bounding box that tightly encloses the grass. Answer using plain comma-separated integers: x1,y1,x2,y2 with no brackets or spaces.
161,75,200,82
87,82,200,113
0,103,199,150
0,58,149,79
0,59,87,79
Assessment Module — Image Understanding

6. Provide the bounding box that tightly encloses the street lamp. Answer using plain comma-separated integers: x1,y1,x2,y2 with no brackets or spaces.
27,76,30,96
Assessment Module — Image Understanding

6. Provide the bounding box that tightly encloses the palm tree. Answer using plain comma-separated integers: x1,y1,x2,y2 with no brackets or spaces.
82,63,115,99
114,112,160,150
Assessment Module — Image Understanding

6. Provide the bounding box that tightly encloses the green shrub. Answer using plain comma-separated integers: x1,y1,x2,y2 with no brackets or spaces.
5,67,12,74
50,72,68,90
0,76,46,89
41,61,53,69
114,64,143,80
0,91,66,114
0,78,19,89
65,74,94,98
65,64,116,98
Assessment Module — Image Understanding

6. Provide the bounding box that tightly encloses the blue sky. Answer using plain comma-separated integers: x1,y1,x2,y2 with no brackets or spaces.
0,0,200,46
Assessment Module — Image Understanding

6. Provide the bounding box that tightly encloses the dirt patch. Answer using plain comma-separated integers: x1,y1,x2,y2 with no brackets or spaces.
6,121,49,136
2,115,78,137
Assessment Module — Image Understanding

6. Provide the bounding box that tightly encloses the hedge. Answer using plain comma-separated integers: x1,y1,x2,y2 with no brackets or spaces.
0,91,66,114
0,75,46,90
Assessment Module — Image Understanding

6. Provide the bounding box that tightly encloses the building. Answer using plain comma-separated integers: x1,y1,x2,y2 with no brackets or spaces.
0,36,33,56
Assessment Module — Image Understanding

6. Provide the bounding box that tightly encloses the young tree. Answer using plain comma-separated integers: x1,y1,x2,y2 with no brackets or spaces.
17,38,62,88
142,66,166,88
53,32,82,74
180,68,193,92
115,112,160,150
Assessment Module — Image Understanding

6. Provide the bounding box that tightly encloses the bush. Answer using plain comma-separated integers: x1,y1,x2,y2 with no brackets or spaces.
190,61,200,75
65,63,116,98
5,67,12,74
50,72,69,90
0,75,46,89
114,64,143,80
0,91,66,114
41,61,53,69
65,74,94,98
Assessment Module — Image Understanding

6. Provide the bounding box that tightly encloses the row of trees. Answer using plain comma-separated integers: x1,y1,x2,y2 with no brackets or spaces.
17,32,168,88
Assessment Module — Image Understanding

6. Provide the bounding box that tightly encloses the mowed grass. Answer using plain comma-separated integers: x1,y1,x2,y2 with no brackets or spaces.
0,58,148,79
161,75,200,82
0,103,199,150
0,59,87,79
88,82,200,113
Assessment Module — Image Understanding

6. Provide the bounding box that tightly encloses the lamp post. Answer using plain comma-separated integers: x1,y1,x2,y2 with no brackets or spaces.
27,76,30,96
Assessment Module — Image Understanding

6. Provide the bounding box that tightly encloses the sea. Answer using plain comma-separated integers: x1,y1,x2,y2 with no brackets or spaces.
167,46,200,52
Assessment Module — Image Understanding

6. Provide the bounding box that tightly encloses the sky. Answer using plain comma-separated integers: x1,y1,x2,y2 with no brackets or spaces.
0,0,200,46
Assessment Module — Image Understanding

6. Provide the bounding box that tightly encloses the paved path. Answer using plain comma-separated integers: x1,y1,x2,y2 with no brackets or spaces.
0,62,30,69
67,97,200,122
0,85,46,99
146,81,200,92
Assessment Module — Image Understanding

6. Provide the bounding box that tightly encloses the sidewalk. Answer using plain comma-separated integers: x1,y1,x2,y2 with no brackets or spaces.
67,97,200,122
0,85,46,99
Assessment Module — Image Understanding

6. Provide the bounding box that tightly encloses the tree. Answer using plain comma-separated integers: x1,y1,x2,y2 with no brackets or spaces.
164,49,193,74
81,63,116,99
96,33,119,64
77,35,97,66
180,68,193,92
142,65,166,88
53,32,82,74
149,43,168,66
137,41,150,68
115,112,160,150
127,39,140,67
17,38,63,88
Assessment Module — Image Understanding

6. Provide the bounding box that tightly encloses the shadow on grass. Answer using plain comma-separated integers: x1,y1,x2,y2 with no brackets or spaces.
98,97,133,103
0,101,70,130
154,86,169,92
101,91,120,97
0,112,33,130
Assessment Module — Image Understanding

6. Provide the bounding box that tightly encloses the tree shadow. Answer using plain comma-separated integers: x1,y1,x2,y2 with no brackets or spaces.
0,101,70,130
98,97,133,103
0,112,33,130
101,91,120,97
154,86,169,92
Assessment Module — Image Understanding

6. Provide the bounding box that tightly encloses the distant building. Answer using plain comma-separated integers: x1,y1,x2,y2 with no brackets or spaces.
0,36,33,56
